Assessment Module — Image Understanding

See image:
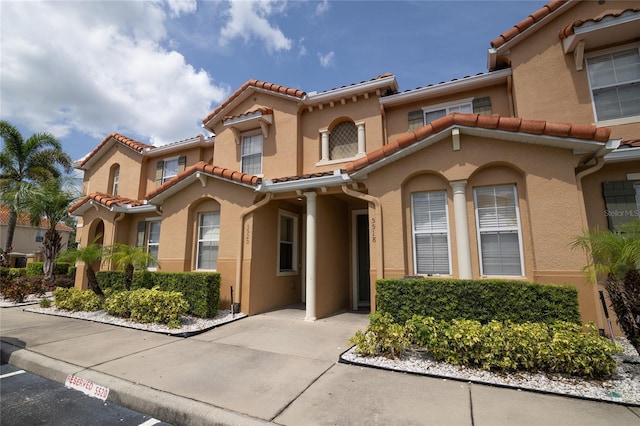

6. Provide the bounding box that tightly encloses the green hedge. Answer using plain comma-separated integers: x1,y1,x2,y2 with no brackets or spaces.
97,270,220,318
26,262,72,276
0,267,26,280
376,278,581,325
53,287,102,311
104,288,189,328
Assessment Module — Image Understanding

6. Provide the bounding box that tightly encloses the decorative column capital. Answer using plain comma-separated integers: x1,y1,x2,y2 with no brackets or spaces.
450,180,468,194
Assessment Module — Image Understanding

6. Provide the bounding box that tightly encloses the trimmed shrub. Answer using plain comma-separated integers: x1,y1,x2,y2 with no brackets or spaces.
0,275,47,303
53,287,102,311
25,262,43,276
96,271,127,293
349,312,410,359
26,262,71,277
104,287,188,328
376,278,581,325
402,315,621,379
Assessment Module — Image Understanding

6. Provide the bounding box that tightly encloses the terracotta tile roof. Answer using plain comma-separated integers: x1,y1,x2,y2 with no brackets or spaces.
68,193,145,214
270,171,337,184
146,161,261,200
78,133,152,168
0,205,74,231
491,1,568,48
344,113,611,174
223,107,274,122
620,139,640,148
202,80,306,125
559,8,640,39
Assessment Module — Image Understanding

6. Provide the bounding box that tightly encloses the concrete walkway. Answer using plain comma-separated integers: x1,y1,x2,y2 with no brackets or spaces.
1,306,639,426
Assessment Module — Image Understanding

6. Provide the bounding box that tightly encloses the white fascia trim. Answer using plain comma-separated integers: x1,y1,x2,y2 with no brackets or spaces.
306,75,398,105
142,135,214,157
223,111,273,127
258,170,351,193
148,171,256,204
487,1,577,69
109,204,158,213
605,146,640,163
563,11,640,54
379,69,511,107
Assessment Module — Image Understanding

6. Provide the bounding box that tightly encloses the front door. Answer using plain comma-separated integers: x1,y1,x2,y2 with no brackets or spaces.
353,211,370,309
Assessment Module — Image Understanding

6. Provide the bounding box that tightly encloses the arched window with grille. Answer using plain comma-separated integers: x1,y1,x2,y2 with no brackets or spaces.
329,121,358,160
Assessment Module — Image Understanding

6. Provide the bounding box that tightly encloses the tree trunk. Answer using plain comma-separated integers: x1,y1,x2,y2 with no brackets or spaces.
86,267,104,297
1,208,17,267
42,229,62,282
606,272,640,353
125,263,134,290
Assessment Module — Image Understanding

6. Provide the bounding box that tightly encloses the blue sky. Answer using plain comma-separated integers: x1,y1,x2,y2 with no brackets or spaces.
0,0,545,165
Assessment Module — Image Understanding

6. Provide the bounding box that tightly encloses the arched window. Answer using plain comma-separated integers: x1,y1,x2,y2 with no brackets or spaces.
329,121,358,160
109,164,120,195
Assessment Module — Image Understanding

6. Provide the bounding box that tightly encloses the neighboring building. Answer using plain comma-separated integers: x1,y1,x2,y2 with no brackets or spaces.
70,0,639,331
0,205,73,267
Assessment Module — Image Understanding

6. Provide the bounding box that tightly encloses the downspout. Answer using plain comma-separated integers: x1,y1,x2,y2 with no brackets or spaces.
341,183,383,312
507,75,516,117
575,156,605,231
234,193,273,311
108,212,126,270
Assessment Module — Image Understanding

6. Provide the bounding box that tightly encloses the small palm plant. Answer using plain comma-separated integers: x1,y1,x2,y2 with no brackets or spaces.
572,220,640,352
103,244,158,290
57,236,105,297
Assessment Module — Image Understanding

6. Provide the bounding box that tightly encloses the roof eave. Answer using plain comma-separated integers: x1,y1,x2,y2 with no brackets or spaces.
604,146,640,163
380,69,512,107
305,75,398,105
257,170,351,193
147,171,257,204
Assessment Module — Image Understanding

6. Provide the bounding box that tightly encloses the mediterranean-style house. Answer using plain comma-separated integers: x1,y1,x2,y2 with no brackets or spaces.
0,205,73,268
70,0,639,331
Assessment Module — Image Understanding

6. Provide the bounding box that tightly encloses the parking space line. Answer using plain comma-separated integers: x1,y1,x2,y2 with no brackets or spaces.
138,418,161,426
0,370,26,379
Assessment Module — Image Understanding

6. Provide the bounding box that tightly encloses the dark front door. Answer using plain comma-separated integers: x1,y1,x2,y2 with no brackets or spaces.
356,214,370,308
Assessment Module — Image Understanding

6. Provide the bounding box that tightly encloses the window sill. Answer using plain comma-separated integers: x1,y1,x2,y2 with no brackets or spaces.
594,115,640,127
480,275,526,280
277,271,298,277
315,153,365,167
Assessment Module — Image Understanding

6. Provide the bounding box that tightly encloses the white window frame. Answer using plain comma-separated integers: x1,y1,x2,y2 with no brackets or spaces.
196,212,220,271
585,43,640,124
241,131,263,175
112,167,119,196
145,219,161,270
277,209,299,276
162,157,179,184
411,190,452,276
422,98,473,125
473,185,525,277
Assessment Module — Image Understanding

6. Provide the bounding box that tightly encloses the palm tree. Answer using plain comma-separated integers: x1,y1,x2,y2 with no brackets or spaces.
57,237,105,297
103,243,158,290
23,179,78,282
0,120,72,266
572,220,640,352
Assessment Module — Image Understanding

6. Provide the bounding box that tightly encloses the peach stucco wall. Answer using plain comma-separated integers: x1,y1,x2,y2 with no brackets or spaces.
82,143,144,199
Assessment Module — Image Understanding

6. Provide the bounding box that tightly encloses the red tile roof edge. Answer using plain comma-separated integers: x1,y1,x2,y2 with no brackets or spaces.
145,161,262,200
620,139,640,148
79,133,152,168
202,80,306,126
559,8,640,39
68,193,145,214
312,73,395,96
0,205,74,231
491,0,568,49
223,107,274,122
344,113,611,174
270,171,337,184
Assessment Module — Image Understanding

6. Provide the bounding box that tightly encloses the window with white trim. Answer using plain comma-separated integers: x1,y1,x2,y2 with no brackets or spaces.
241,133,263,175
196,212,220,270
112,166,119,195
586,47,640,122
474,185,523,276
411,191,450,275
146,221,161,269
162,158,179,183
278,210,298,275
423,101,472,125
330,121,358,160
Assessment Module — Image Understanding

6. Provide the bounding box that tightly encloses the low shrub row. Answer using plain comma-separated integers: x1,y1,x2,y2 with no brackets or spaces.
26,262,74,277
350,313,622,379
376,278,581,325
53,287,189,328
0,275,47,303
97,271,220,318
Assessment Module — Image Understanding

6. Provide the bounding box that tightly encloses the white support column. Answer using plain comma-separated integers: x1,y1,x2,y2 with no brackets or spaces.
320,130,330,162
450,180,472,279
356,121,366,156
304,191,317,321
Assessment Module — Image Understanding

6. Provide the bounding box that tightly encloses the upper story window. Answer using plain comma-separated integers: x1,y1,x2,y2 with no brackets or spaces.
241,132,263,175
112,166,119,196
155,156,186,186
35,229,45,243
330,121,358,160
587,47,640,122
408,97,491,132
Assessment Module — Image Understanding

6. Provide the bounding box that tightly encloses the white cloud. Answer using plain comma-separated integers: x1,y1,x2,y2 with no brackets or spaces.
219,0,292,52
315,0,329,16
298,37,307,57
318,51,335,68
165,0,197,17
0,1,227,152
